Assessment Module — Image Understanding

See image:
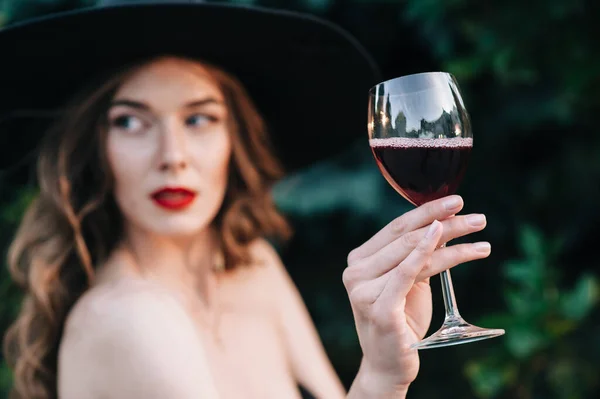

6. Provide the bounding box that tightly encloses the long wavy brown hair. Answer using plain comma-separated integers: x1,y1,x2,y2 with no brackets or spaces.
3,55,292,399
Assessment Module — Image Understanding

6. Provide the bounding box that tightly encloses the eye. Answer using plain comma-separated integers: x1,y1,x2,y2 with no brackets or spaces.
186,114,218,128
110,114,145,132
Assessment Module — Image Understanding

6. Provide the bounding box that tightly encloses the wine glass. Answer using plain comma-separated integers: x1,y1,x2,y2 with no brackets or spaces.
367,72,505,349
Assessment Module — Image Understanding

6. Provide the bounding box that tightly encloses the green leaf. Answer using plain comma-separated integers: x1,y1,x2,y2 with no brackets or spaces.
503,260,543,292
558,273,599,321
0,362,13,396
465,360,516,398
505,323,548,359
0,187,37,224
545,319,577,338
519,225,545,262
444,56,486,80
505,288,548,317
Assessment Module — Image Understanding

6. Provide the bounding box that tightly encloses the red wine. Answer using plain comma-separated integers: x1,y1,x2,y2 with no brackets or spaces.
370,137,473,206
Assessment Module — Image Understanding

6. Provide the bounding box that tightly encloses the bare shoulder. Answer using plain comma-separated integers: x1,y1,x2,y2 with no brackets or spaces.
230,238,294,298
62,277,190,345
247,238,289,279
243,237,303,302
58,278,217,399
219,238,296,319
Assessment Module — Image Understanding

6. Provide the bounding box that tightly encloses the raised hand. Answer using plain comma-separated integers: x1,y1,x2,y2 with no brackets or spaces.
343,195,491,396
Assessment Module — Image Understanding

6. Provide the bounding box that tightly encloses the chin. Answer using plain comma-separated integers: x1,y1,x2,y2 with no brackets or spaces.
153,218,212,238
127,211,211,239
122,199,222,239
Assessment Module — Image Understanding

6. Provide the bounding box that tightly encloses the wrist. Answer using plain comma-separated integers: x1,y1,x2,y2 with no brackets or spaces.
348,359,410,399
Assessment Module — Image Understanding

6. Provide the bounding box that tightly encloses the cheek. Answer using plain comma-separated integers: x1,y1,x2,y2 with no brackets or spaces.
191,130,232,186
106,134,153,204
190,131,232,223
214,135,232,183
213,134,233,194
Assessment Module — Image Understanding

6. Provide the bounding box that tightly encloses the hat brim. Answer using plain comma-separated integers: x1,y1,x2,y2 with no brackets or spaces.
0,2,381,177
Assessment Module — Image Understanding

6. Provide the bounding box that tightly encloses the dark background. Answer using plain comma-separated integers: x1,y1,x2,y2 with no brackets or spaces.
1,0,599,398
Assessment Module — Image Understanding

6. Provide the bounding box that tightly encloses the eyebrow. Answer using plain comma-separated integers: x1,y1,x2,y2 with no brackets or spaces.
109,97,224,110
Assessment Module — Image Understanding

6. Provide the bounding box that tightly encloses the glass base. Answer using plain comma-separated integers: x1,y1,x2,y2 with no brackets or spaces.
410,316,505,350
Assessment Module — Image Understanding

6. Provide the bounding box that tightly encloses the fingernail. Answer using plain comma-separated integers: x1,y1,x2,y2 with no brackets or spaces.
467,214,486,227
425,220,441,239
443,196,462,211
474,242,491,253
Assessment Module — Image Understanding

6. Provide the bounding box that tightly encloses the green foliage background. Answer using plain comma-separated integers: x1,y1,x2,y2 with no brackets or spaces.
1,0,599,398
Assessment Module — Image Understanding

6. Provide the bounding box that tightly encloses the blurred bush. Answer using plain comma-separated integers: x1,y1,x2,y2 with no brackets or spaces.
466,226,599,398
1,0,599,398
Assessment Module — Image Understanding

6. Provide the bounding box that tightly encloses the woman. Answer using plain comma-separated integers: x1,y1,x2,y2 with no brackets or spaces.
0,1,492,398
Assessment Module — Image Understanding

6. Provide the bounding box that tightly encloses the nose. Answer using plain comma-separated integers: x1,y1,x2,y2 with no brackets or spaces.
157,122,188,172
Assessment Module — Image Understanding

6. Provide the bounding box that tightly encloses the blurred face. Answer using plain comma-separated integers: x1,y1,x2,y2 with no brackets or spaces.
106,57,231,238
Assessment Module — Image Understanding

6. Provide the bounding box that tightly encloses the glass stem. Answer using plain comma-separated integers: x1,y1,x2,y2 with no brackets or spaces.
439,243,462,322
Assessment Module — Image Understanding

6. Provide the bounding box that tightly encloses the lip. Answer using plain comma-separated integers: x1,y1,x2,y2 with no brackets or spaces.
150,187,197,210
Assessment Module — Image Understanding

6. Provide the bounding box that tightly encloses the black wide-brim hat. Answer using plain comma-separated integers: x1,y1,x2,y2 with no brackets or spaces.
0,0,381,180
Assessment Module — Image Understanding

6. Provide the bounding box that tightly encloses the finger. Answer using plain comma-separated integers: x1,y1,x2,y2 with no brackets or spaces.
347,195,463,265
376,220,443,306
361,213,487,279
438,214,487,246
415,241,491,282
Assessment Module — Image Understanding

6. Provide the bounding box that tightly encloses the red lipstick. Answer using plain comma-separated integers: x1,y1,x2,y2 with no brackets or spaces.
150,187,197,210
